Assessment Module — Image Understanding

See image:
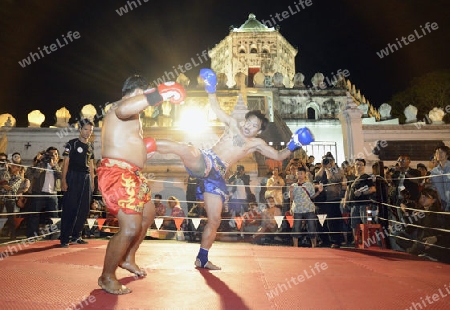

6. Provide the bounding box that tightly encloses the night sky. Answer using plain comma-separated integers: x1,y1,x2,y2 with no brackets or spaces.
1,0,449,126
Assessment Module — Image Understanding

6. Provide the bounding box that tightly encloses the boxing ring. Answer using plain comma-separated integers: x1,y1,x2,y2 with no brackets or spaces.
0,237,450,309
1,168,450,309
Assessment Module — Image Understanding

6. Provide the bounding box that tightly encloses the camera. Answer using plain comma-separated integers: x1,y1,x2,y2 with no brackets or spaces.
41,152,54,164
399,189,417,209
41,154,51,164
322,158,330,166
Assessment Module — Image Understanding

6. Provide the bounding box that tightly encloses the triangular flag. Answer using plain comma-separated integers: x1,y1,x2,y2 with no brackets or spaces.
274,216,284,228
317,214,327,227
51,218,60,224
14,218,24,229
0,218,7,230
191,218,201,230
235,216,243,230
154,218,163,230
96,218,106,230
228,218,236,229
285,215,294,228
87,218,96,229
174,218,184,231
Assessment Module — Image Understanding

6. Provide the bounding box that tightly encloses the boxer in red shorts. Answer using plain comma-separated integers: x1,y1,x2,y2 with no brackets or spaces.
97,75,185,295
97,158,151,216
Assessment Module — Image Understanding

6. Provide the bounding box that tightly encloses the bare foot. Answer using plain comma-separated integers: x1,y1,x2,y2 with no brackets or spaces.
98,276,132,295
195,258,221,270
119,262,147,277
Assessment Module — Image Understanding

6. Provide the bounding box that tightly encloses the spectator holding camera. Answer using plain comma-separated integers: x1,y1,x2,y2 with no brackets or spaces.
313,154,344,247
26,147,62,238
228,165,252,215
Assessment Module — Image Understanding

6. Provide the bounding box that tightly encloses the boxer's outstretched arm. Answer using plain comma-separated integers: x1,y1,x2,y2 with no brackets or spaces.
208,93,232,126
256,127,313,160
254,138,292,161
114,95,149,119
114,82,185,120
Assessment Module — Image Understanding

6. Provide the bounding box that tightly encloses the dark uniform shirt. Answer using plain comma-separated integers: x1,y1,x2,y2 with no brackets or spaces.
62,138,94,172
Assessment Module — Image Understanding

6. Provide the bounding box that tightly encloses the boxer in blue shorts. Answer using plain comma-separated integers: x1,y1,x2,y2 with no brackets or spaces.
186,149,228,202
155,69,314,270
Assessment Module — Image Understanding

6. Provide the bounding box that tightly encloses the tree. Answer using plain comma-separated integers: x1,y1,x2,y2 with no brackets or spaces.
389,70,450,124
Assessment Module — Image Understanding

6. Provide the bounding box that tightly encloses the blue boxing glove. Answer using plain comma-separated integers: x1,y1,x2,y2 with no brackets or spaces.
287,127,314,151
199,68,217,93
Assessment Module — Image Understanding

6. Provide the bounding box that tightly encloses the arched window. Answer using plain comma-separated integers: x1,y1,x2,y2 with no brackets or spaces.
250,44,257,53
307,107,316,120
238,46,246,53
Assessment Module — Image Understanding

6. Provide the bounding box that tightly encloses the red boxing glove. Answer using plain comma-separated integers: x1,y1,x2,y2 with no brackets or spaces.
157,82,186,104
144,137,156,160
143,82,185,106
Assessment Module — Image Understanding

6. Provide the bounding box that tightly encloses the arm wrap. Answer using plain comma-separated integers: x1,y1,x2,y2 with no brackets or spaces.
144,89,163,106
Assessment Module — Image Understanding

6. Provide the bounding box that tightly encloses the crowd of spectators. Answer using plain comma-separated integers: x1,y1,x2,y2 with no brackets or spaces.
198,145,449,264
2,143,449,264
0,152,29,240
0,149,61,240
0,148,110,242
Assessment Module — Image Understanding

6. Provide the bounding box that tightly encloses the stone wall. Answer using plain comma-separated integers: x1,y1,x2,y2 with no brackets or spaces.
362,123,450,170
4,127,101,166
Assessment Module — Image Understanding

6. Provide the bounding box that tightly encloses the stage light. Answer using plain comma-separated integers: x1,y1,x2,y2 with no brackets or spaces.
178,106,208,132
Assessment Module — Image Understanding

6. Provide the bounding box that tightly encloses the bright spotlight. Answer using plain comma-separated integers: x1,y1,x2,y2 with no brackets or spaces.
178,106,208,132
